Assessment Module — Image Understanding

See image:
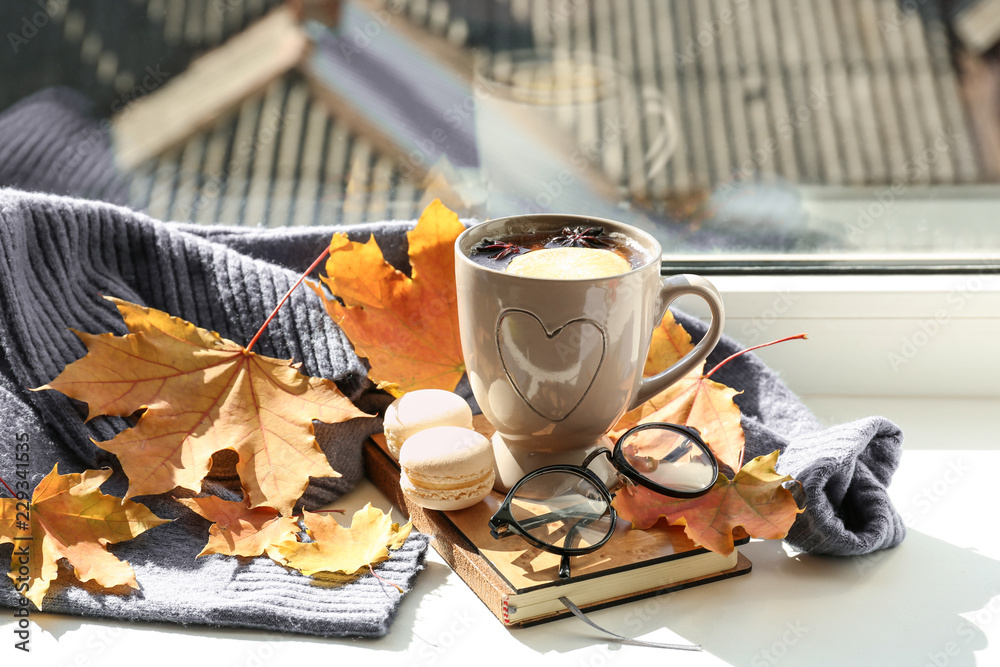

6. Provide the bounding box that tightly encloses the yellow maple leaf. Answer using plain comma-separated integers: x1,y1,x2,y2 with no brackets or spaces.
36,297,369,515
643,309,694,376
175,496,299,560
310,199,466,395
0,465,169,609
275,503,412,577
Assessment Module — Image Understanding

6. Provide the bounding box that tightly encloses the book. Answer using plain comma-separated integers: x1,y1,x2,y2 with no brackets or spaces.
364,415,751,626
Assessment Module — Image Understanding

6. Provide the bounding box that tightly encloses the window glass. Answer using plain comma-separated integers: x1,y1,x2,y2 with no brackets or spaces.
2,0,998,270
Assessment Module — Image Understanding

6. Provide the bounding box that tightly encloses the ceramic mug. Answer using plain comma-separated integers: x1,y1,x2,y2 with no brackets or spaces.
455,214,725,490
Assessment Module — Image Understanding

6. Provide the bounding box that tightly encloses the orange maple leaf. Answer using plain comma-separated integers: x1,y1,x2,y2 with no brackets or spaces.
310,199,466,395
175,496,299,560
275,503,412,576
36,297,369,515
0,465,169,609
613,451,803,555
615,312,745,473
615,365,744,474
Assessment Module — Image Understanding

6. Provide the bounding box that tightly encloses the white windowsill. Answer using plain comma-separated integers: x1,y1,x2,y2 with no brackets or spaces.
675,273,1000,398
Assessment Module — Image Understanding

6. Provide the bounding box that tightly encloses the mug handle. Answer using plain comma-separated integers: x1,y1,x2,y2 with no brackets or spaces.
629,274,726,410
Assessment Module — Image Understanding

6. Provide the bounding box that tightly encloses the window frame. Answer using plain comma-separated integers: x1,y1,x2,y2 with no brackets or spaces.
672,271,1000,398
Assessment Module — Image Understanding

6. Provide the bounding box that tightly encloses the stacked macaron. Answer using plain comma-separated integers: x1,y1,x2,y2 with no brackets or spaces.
383,389,473,459
398,426,494,511
383,389,494,511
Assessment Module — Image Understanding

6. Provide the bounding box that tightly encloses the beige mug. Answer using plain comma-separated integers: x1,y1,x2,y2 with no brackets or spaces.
455,214,725,490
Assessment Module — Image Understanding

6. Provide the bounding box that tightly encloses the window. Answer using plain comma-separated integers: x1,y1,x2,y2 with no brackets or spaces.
2,0,997,395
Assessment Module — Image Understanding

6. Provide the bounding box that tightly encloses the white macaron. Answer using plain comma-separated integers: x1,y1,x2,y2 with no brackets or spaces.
383,389,473,459
398,426,495,511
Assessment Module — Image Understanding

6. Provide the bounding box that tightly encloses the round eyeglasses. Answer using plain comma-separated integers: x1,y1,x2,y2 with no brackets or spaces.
488,423,719,579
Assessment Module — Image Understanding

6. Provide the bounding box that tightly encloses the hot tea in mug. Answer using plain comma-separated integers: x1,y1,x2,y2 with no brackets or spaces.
467,225,647,279
455,214,725,490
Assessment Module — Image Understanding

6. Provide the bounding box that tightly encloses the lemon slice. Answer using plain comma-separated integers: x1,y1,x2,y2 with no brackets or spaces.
505,247,631,279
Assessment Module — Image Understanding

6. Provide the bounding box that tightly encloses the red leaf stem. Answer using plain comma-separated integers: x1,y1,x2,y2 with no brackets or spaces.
0,475,16,497
368,563,404,595
704,334,809,380
245,245,332,354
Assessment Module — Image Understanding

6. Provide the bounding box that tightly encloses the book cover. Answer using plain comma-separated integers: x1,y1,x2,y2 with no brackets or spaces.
364,418,751,626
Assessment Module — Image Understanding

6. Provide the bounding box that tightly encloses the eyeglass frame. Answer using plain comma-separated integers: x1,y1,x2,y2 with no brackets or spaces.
585,422,719,499
488,422,719,578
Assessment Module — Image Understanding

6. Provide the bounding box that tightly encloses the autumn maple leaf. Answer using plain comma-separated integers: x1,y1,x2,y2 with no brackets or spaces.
643,309,695,376
613,451,803,556
36,297,369,515
616,315,806,474
175,496,299,560
614,311,743,473
612,320,808,554
310,199,466,395
615,363,744,474
275,503,412,577
0,465,169,609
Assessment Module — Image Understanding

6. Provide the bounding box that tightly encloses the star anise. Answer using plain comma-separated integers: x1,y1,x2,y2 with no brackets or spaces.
473,239,525,260
552,226,612,248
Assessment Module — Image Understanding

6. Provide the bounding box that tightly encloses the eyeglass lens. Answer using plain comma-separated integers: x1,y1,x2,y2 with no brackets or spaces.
619,426,717,493
508,471,614,552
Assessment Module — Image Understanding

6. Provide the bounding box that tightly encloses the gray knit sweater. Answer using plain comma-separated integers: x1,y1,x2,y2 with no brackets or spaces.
0,188,430,637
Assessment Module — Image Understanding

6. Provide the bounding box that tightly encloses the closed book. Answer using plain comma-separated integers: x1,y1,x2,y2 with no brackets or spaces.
364,417,751,626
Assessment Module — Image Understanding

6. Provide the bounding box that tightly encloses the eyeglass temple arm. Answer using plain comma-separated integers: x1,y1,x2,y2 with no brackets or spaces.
505,500,607,534
558,514,602,579
580,447,613,469
559,553,572,579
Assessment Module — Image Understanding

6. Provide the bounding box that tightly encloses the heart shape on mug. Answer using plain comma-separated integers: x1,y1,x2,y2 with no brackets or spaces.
495,309,607,422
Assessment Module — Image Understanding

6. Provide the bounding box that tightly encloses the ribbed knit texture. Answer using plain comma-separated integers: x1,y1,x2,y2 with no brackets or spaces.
0,87,130,205
0,188,429,637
